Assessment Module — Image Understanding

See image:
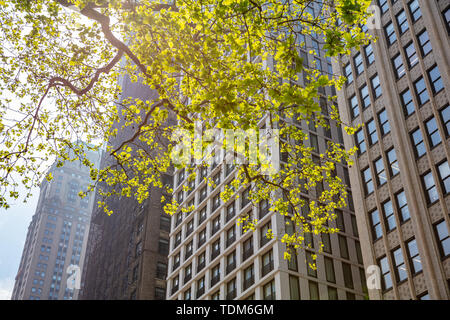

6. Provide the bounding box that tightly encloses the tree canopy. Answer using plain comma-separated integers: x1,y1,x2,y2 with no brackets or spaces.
0,0,373,262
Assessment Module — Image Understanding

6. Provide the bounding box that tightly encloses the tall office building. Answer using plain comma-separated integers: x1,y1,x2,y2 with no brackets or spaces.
11,147,102,300
333,0,449,299
80,72,173,300
166,3,368,300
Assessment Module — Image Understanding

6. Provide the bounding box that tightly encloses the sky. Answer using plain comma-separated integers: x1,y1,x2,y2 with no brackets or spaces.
0,185,39,300
0,4,124,300
0,5,94,300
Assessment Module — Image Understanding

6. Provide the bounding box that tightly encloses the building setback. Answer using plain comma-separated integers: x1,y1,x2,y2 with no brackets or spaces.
11,147,102,300
80,72,173,300
333,0,449,299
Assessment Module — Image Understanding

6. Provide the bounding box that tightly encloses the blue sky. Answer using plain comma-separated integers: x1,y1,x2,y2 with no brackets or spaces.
0,185,38,300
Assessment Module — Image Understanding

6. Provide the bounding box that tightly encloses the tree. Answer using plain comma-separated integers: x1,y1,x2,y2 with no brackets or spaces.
0,0,372,262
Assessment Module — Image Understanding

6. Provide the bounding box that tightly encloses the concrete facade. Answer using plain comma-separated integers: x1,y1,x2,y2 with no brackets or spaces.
333,0,450,300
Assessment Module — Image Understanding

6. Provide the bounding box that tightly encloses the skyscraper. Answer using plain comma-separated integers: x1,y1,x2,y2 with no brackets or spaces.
80,72,173,300
11,147,102,300
165,2,368,300
333,0,449,299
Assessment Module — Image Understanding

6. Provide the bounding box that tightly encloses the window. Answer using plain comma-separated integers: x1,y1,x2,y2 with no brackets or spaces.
226,201,235,222
443,6,450,35
186,219,194,237
414,77,429,105
196,277,205,298
243,264,255,291
401,89,415,116
369,74,382,100
354,53,364,75
226,225,236,247
327,286,338,300
174,231,182,248
370,209,383,240
261,250,274,277
158,239,169,255
335,209,345,232
185,240,193,260
184,264,192,284
324,257,336,283
197,251,205,272
383,200,396,232
310,133,319,152
199,186,207,203
387,148,400,177
200,166,207,179
437,161,450,195
378,109,390,136
226,251,236,274
422,171,439,204
259,199,269,218
392,247,408,282
342,262,354,289
396,10,409,34
392,54,405,79
411,128,426,158
212,193,221,212
155,287,166,300
374,157,387,186
355,129,366,155
406,238,422,274
156,262,167,279
362,167,374,196
241,187,251,209
211,215,221,236
338,235,349,259
322,232,332,254
211,239,220,260
198,228,206,247
366,119,378,145
224,278,236,300
306,251,317,277
344,63,353,85
427,65,443,94
418,292,430,300
364,44,375,65
434,220,450,258
359,85,371,109
349,95,359,119
356,241,363,265
408,0,421,22
417,30,432,57
384,22,397,46
379,256,392,290
289,275,300,300
395,190,410,222
211,264,220,287
404,42,418,68
260,222,271,248
171,275,179,294
378,0,389,14
242,237,253,261
309,281,320,300
425,117,441,148
198,206,207,224
263,279,276,300
439,105,449,137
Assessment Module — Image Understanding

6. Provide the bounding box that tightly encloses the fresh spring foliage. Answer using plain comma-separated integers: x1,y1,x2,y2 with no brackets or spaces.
0,0,373,263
